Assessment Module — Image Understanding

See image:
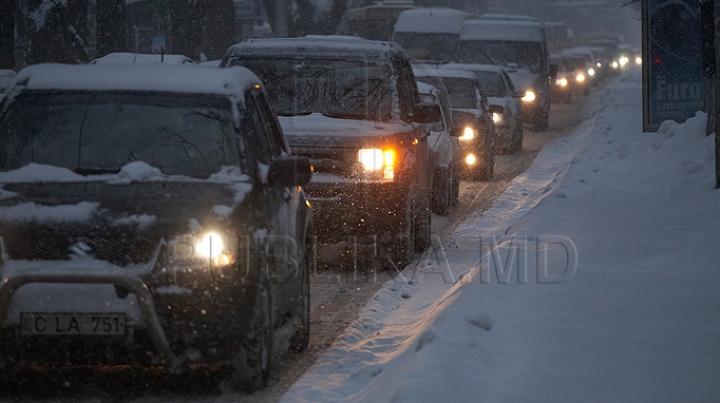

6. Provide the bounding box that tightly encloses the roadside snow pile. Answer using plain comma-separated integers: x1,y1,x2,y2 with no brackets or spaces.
282,71,720,403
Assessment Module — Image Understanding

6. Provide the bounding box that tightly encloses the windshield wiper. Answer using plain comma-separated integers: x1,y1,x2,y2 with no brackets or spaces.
75,167,120,175
278,111,313,117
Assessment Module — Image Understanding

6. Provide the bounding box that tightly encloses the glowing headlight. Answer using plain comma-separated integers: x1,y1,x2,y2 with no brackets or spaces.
556,77,568,87
169,231,237,268
576,73,586,83
196,233,224,259
635,56,642,66
492,112,503,124
611,61,619,69
464,154,477,165
596,61,602,68
521,90,536,102
588,68,596,77
358,148,396,180
460,126,476,141
619,56,629,67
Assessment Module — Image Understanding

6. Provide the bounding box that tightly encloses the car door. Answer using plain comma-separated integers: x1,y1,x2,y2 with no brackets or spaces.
248,87,307,312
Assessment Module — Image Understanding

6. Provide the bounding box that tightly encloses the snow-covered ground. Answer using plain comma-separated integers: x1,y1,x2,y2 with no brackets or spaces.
280,69,720,402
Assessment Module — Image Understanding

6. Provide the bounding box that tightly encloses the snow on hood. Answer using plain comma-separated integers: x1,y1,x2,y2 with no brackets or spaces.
0,201,99,223
505,68,536,91
278,113,404,138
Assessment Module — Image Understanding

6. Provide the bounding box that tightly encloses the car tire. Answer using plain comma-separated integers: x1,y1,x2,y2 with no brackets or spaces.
473,149,494,181
511,124,524,155
289,231,311,352
381,194,415,270
432,167,451,216
229,272,273,391
451,163,460,207
533,111,549,131
414,197,431,253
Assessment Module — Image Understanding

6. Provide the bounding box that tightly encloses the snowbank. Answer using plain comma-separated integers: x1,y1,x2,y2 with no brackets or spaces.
281,70,720,402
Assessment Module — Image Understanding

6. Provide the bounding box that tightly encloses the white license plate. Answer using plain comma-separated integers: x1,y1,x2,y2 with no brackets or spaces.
20,313,127,336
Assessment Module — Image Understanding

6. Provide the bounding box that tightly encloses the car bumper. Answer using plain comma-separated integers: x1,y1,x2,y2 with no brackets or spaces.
0,261,254,369
305,174,411,241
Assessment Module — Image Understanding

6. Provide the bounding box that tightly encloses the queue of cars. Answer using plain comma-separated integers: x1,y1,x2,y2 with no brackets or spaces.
0,11,634,391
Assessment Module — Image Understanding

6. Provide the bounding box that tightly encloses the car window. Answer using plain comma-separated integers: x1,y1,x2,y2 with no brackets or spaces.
230,58,394,122
251,87,288,156
393,56,417,120
473,71,509,97
241,93,274,165
0,92,238,178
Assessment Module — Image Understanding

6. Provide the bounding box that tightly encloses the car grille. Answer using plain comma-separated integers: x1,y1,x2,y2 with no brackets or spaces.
2,223,158,266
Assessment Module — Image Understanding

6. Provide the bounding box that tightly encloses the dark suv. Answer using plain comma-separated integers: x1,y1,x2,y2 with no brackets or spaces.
0,63,312,389
221,36,438,269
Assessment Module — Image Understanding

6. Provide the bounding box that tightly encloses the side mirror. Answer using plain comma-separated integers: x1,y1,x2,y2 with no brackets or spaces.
548,64,558,78
450,126,465,137
488,104,504,115
513,90,524,98
266,156,312,188
412,102,442,124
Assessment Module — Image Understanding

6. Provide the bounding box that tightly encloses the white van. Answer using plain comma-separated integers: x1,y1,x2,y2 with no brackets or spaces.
392,7,473,62
457,18,554,130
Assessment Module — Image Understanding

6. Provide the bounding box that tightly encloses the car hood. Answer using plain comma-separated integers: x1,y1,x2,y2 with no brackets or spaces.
506,68,537,91
0,179,249,267
279,113,412,150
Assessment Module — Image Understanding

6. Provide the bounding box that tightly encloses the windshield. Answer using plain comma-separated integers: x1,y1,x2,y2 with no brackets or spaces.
393,32,459,62
0,92,239,178
418,76,478,109
473,72,508,97
229,58,394,121
458,40,544,73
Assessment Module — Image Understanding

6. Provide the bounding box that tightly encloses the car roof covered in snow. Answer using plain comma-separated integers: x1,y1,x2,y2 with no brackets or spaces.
8,63,261,99
90,52,196,65
393,7,473,34
460,19,545,42
223,35,405,63
413,63,477,80
440,63,507,76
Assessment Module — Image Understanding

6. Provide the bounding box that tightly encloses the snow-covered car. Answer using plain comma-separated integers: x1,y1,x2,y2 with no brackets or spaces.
0,63,313,389
221,36,438,269
90,52,196,64
417,81,460,215
442,63,524,154
413,64,497,179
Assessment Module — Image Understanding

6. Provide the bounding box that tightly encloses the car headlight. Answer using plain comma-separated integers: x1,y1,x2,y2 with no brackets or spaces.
167,231,239,271
611,61,619,69
555,77,568,87
588,68,596,77
576,73,586,83
596,61,602,68
619,56,629,67
492,112,503,124
464,153,477,166
521,90,536,102
358,148,396,180
460,126,476,141
635,56,642,66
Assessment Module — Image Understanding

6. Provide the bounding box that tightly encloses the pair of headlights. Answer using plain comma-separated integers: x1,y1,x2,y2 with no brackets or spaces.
555,77,569,88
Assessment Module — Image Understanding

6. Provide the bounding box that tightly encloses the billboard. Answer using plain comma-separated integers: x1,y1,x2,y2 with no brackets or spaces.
643,0,704,132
